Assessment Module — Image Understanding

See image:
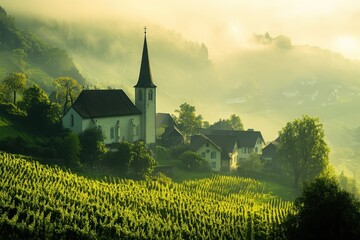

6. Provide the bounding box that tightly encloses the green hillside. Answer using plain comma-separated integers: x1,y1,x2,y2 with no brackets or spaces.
0,152,293,239
0,6,85,93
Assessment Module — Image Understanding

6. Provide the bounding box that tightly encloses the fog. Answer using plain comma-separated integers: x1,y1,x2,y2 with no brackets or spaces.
2,1,360,180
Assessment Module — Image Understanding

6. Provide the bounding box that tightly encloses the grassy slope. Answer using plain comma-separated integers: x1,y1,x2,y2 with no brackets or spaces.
156,151,297,201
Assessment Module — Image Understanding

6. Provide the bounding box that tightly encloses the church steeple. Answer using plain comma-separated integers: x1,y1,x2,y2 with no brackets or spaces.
134,28,156,88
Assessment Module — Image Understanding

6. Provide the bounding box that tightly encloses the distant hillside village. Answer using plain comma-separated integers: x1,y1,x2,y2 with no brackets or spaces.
61,31,277,173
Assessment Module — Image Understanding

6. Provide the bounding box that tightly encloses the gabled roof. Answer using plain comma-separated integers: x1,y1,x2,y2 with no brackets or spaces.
134,35,156,88
156,113,176,128
190,134,221,152
201,129,265,148
206,135,237,154
162,125,184,138
70,90,141,118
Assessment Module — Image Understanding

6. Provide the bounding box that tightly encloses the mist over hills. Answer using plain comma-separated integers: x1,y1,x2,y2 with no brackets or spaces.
4,12,360,179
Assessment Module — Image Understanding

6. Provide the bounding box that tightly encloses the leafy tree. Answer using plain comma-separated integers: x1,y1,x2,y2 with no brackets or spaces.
60,133,81,167
130,141,157,179
280,177,360,240
237,153,263,178
2,72,27,104
179,151,210,172
209,114,244,130
228,114,244,130
19,85,54,132
105,142,133,175
79,127,106,168
278,115,329,189
173,102,203,140
54,76,82,115
338,171,359,199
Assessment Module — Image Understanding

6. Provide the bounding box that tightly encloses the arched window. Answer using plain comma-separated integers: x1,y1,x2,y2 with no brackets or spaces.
70,114,74,127
139,89,143,101
148,90,153,101
211,151,216,159
110,127,114,139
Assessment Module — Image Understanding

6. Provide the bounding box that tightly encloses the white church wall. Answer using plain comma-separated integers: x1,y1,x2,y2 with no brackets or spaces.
93,115,142,144
62,108,84,134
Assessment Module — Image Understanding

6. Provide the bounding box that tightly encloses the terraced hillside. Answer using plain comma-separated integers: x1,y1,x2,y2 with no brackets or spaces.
0,152,293,239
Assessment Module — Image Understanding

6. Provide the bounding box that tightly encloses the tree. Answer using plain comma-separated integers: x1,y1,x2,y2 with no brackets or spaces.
105,142,133,175
278,115,329,189
19,85,54,132
280,177,360,240
209,114,244,130
228,114,244,130
179,151,210,172
237,153,263,178
130,141,157,179
173,103,203,140
54,77,82,115
2,72,27,104
60,133,81,167
79,127,106,168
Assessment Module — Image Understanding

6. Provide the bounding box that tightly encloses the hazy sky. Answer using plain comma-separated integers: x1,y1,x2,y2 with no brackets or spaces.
3,0,360,60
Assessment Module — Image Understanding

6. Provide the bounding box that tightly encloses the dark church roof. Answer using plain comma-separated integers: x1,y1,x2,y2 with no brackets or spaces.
71,90,141,118
134,35,156,88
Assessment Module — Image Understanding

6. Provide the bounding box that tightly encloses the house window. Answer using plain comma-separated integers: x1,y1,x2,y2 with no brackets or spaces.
211,151,216,159
211,162,216,169
255,147,258,153
110,127,114,139
206,142,209,147
70,114,74,127
148,90,153,100
139,89,143,101
201,152,206,158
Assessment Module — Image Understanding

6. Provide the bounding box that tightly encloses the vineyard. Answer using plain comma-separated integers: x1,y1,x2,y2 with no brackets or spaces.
0,152,294,239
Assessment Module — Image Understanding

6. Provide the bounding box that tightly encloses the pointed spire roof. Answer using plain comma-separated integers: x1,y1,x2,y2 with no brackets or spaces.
134,28,156,88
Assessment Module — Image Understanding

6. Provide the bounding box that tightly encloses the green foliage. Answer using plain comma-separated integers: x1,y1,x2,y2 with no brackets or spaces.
278,115,329,189
0,152,294,239
54,76,82,115
18,85,55,133
169,143,191,159
338,171,360,199
0,7,85,92
179,150,211,172
1,72,27,104
130,141,157,179
79,127,106,168
60,132,81,168
238,153,264,178
105,142,133,175
209,114,244,130
280,177,360,240
173,102,203,140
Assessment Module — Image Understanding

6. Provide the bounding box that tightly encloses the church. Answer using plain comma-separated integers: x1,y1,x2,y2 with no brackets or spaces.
62,31,156,145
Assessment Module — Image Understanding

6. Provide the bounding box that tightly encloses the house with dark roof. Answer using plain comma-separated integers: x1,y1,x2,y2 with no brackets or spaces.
190,135,223,172
62,31,157,145
201,129,265,163
190,134,238,172
156,113,184,146
262,138,281,172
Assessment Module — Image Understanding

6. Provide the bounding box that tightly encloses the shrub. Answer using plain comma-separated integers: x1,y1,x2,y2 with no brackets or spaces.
179,151,210,172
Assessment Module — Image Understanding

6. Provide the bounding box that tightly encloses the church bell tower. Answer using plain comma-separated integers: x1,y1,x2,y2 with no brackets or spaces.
134,28,156,145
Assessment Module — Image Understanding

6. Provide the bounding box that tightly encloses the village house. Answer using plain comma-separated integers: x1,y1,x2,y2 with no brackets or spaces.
156,113,184,147
202,129,265,164
62,32,156,146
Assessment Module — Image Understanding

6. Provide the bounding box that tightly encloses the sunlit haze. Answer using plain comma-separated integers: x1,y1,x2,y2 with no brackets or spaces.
3,0,360,59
